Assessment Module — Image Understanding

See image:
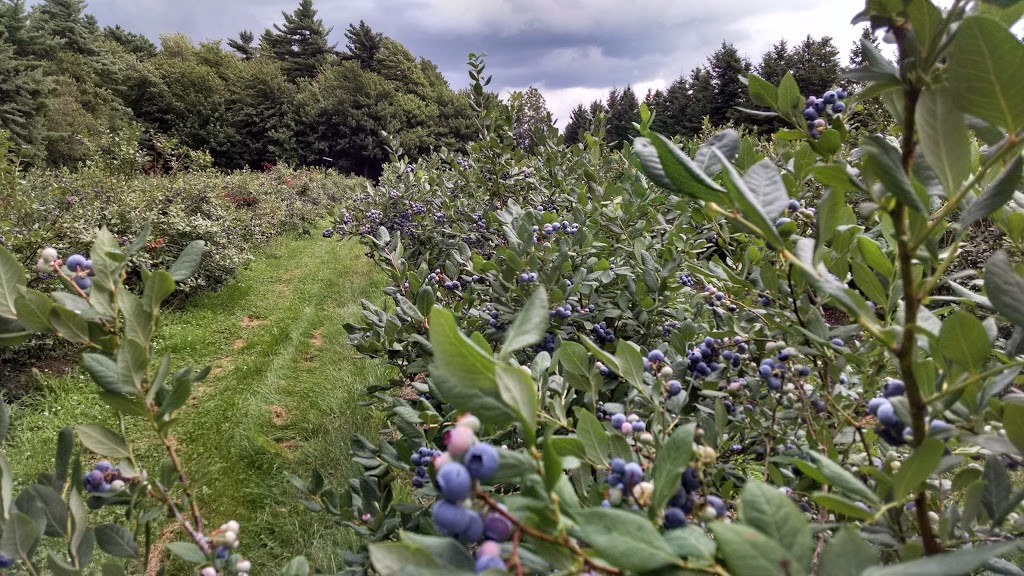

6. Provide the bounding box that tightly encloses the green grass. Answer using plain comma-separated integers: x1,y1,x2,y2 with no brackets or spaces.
5,234,394,572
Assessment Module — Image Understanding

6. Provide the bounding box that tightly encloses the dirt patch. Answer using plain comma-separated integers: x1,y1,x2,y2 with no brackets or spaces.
232,338,246,350
270,405,289,425
145,524,182,576
241,316,267,328
277,439,301,452
310,329,324,347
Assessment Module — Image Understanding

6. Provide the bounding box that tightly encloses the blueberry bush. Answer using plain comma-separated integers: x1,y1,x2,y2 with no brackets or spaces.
2,1,1024,575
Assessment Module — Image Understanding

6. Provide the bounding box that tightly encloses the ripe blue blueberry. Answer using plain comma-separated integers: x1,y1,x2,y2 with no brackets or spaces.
0,555,14,568
94,461,113,472
867,397,889,416
464,443,500,481
836,88,848,99
431,500,472,538
475,554,505,573
610,458,626,475
647,349,665,363
436,462,473,502
823,90,837,104
681,466,701,492
813,98,826,113
73,276,92,290
707,495,728,518
610,413,626,429
796,365,811,377
787,199,801,212
831,102,846,113
667,380,682,396
664,506,687,529
622,462,643,487
883,379,905,398
876,402,901,429
830,337,845,347
483,511,514,541
66,254,87,272
804,108,819,121
631,420,646,432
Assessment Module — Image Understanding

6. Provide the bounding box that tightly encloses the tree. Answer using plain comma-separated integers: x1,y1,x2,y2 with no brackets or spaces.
681,67,714,135
563,103,590,146
103,25,156,58
227,29,256,61
0,0,59,60
0,32,48,158
29,0,95,56
262,0,336,81
848,26,878,68
708,41,750,127
649,76,689,136
790,35,841,98
511,86,551,152
605,85,639,148
342,20,383,72
756,39,793,86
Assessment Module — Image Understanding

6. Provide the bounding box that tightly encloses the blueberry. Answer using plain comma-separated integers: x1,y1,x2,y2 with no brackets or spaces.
610,413,627,429
663,506,687,529
831,101,845,113
432,500,471,536
796,365,811,377
94,461,113,472
73,276,92,290
622,462,643,487
475,554,505,573
806,95,817,108
767,377,782,391
66,254,87,272
464,443,500,481
610,458,626,475
830,337,845,347
823,90,837,104
929,419,952,434
527,272,538,282
632,420,646,432
787,199,801,212
518,273,528,282
647,349,665,363
803,108,819,121
814,98,826,113
759,364,773,378
436,462,473,502
867,397,889,416
776,350,791,361
876,403,902,429
883,379,905,397
667,380,682,396
483,511,514,542
836,88,848,100
0,555,14,568
707,495,728,518
681,466,701,492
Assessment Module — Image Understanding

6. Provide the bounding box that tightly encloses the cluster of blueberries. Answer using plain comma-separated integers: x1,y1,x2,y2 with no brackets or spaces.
322,228,334,238
434,211,447,224
703,286,738,313
483,305,501,328
679,273,696,288
803,88,848,138
592,322,616,345
37,249,96,291
534,220,581,239
533,332,557,354
456,157,470,170
472,212,487,232
757,348,810,391
609,412,647,436
550,305,574,319
198,520,249,576
518,271,539,283
867,379,951,445
663,467,727,529
411,447,443,488
661,320,680,338
82,460,127,493
427,415,513,573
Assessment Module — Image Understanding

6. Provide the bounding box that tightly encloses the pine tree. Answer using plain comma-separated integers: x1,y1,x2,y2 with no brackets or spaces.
29,0,95,56
263,0,336,81
227,29,256,60
708,41,750,127
606,85,639,148
103,25,156,58
563,103,590,146
790,35,841,97
512,86,551,152
756,39,793,85
682,67,714,135
342,20,382,72
848,26,877,68
0,31,49,158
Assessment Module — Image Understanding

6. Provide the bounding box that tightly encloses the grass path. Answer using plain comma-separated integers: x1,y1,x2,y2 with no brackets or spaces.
6,234,393,572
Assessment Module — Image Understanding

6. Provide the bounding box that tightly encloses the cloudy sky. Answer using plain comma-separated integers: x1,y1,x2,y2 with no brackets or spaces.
73,0,871,126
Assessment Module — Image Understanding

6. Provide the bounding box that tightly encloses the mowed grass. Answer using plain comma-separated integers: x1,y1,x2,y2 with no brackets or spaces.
5,234,394,572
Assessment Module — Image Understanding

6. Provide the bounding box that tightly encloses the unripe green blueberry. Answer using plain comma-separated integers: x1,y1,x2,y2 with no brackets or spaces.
41,247,59,263
236,560,251,572
224,520,240,534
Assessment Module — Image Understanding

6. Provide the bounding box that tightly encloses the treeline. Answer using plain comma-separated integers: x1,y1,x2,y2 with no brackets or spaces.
0,0,477,177
565,30,879,148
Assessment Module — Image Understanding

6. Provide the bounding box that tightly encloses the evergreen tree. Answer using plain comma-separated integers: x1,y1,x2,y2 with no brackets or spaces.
848,26,878,68
343,20,383,72
651,76,690,136
563,103,590,146
790,35,841,97
0,30,48,158
29,0,95,56
681,67,714,135
0,0,58,60
708,41,750,127
262,0,336,81
103,25,156,58
756,39,793,85
227,29,256,60
606,85,639,148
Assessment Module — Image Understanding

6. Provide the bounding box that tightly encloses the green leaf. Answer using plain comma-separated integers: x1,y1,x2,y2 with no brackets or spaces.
808,451,880,504
48,551,83,575
663,525,715,562
168,241,205,282
857,236,895,278
714,150,786,246
143,270,175,312
542,429,563,492
938,312,991,373
82,354,135,396
398,532,473,571
75,424,131,459
851,261,888,307
17,485,68,538
54,427,73,488
981,455,1013,521
947,15,1024,133
709,522,803,576
10,511,41,558
614,340,646,390
428,308,535,444
742,159,790,221
917,88,971,195
554,341,590,376
861,135,926,214
650,423,695,518
101,562,127,576
777,71,803,115
818,526,877,576
97,393,149,418
95,524,138,558
892,437,945,499
961,155,1023,228
747,73,778,108
861,540,1022,576
738,480,814,569
573,407,609,467
811,492,874,520
165,541,208,564
116,338,149,394
280,556,311,576
68,488,87,559
1004,403,1024,454
693,129,740,176
634,134,727,202
48,306,90,344
571,508,681,573
500,286,547,359
985,251,1024,327
368,542,441,575
14,288,54,332
0,247,26,319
